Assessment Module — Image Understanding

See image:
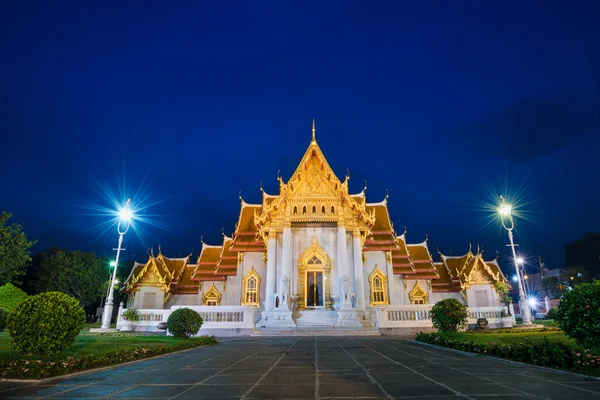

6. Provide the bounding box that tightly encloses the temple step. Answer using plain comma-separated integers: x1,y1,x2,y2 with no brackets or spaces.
250,327,381,337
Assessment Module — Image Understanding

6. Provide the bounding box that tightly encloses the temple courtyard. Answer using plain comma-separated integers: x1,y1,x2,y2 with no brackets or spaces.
0,337,598,399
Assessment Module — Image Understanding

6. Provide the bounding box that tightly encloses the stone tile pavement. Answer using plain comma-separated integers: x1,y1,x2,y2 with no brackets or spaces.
0,337,599,399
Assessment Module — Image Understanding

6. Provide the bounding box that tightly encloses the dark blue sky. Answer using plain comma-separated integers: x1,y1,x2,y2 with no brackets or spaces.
1,1,599,272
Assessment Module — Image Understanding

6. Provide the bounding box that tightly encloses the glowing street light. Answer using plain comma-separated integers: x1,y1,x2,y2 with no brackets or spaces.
528,298,537,307
498,196,532,326
101,199,133,330
511,275,519,282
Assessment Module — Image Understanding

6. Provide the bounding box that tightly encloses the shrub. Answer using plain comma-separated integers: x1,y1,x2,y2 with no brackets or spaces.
557,281,600,348
545,307,559,321
0,336,217,379
0,283,28,313
122,308,140,321
0,308,7,331
415,332,600,376
167,308,203,338
430,298,468,333
7,291,86,355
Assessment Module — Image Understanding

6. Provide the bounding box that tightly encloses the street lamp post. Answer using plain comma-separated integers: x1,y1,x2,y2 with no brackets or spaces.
101,199,133,330
102,261,117,308
499,196,532,326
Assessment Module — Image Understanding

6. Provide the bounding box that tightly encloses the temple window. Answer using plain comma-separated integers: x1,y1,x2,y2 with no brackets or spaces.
312,205,316,213
409,282,429,305
321,205,325,213
331,206,335,214
242,267,261,306
303,206,307,214
203,284,221,306
368,266,388,305
293,206,297,215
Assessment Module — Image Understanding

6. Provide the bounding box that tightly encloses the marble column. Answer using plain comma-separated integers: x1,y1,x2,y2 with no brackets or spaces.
281,225,292,309
352,228,366,310
264,229,277,312
336,224,349,307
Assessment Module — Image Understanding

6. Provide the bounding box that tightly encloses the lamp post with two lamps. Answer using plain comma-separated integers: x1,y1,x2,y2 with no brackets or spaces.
101,199,133,330
498,196,532,326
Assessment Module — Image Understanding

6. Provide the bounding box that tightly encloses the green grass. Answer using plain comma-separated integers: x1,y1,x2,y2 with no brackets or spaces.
450,330,575,345
0,330,200,362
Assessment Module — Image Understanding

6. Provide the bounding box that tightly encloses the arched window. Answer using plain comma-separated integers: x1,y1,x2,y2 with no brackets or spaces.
321,205,326,213
312,205,316,213
293,206,297,215
303,206,307,215
203,284,222,306
242,267,261,306
368,266,388,305
331,206,335,214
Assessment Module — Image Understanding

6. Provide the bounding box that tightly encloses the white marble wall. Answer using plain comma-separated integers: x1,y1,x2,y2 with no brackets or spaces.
465,284,500,308
133,286,165,309
166,294,198,308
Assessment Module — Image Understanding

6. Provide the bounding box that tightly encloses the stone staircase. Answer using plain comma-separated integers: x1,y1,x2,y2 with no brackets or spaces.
294,309,338,328
250,309,380,337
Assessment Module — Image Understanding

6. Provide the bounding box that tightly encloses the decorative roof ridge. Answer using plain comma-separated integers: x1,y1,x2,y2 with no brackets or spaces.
123,260,147,285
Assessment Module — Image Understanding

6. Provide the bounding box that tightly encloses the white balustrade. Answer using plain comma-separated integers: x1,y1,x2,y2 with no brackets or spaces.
376,305,506,328
116,309,171,332
170,305,258,331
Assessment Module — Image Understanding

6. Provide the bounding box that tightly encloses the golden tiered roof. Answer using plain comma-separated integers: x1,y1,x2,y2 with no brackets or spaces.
191,242,225,282
126,121,509,292
123,253,193,300
432,247,508,292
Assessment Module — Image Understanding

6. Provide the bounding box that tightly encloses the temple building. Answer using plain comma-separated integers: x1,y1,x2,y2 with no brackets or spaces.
122,122,509,334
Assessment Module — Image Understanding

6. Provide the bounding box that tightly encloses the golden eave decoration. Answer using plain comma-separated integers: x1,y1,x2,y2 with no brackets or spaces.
254,123,375,241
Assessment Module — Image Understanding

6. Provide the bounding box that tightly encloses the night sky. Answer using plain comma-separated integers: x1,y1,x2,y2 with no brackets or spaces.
1,1,599,272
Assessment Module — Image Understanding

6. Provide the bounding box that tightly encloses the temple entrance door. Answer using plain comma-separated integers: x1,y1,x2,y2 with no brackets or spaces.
306,271,324,308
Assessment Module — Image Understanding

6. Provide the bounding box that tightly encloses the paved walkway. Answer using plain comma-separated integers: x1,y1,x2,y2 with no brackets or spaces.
0,337,599,399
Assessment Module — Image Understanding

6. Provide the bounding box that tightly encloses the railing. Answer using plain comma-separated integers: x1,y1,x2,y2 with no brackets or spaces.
171,305,257,330
376,305,434,328
376,305,508,328
116,305,260,333
116,307,171,332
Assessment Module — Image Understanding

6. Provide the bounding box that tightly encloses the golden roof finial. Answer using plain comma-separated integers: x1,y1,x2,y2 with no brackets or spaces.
312,118,316,144
259,181,263,192
158,244,162,255
385,188,389,200
200,236,205,245
469,243,472,253
363,180,367,192
239,189,243,203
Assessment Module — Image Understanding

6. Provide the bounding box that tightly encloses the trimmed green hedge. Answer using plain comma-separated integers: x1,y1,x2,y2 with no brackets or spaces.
465,327,560,334
557,281,600,348
7,292,86,355
167,308,203,338
0,336,217,379
430,298,468,332
0,283,28,313
416,332,600,376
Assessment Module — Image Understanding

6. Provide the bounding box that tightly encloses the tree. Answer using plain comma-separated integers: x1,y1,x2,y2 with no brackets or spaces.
34,249,108,307
494,281,512,315
541,276,565,299
560,266,589,287
565,233,600,280
0,212,37,285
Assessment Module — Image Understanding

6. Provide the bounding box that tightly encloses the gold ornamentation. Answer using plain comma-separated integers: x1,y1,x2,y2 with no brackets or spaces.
203,284,221,306
368,265,388,305
297,237,333,309
241,266,261,306
409,282,428,304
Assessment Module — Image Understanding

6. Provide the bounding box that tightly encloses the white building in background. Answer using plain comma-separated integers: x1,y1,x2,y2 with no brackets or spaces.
122,122,510,335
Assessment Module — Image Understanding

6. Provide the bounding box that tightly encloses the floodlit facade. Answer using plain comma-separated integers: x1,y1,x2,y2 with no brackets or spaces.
122,122,511,335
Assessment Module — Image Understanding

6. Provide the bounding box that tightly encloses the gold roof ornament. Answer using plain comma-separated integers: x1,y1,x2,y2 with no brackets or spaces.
312,118,316,144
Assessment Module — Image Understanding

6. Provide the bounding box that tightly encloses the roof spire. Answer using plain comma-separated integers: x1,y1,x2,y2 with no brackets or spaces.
311,118,316,144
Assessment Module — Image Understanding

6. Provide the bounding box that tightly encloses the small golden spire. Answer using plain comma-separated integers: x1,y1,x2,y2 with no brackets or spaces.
363,180,367,192
259,181,263,192
385,188,389,200
311,118,316,143
200,236,205,245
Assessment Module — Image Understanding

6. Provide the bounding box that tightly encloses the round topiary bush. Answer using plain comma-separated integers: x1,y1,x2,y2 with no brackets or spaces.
166,308,203,338
545,307,559,321
430,298,468,333
557,281,600,348
0,283,28,313
7,291,86,355
0,308,7,332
